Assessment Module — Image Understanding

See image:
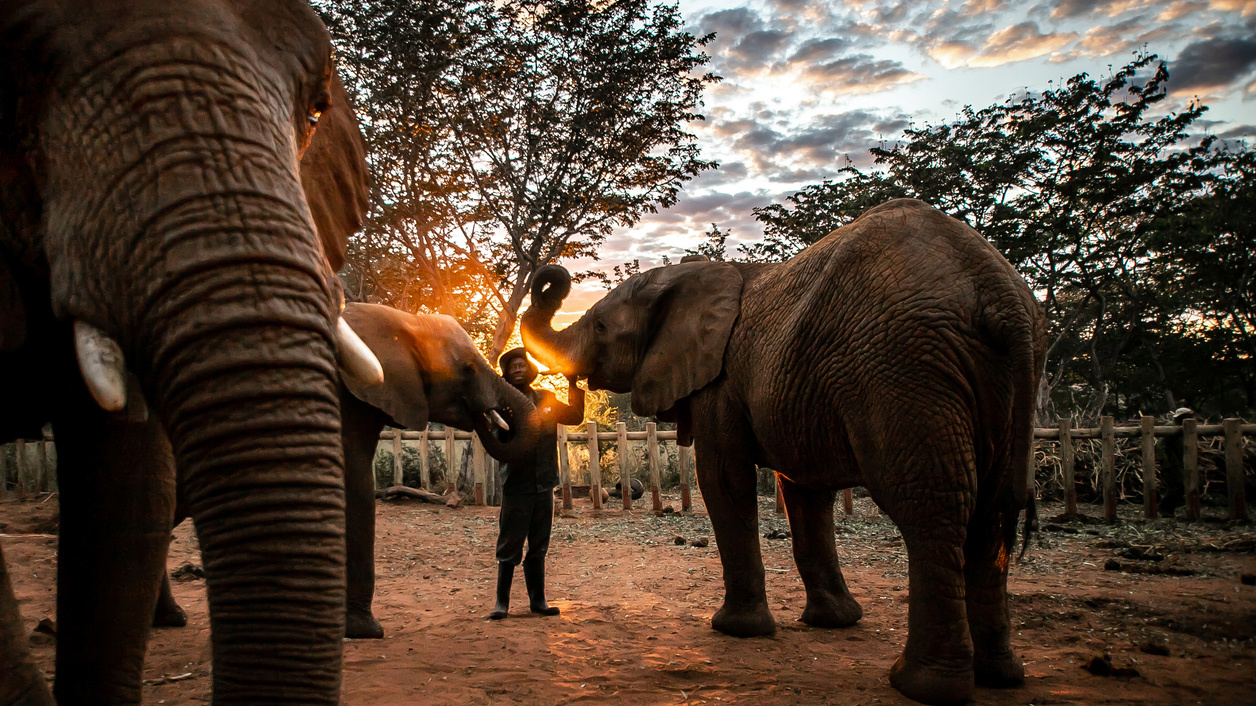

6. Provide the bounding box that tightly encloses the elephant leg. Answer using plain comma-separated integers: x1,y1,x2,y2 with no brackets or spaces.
152,568,187,628
694,431,775,638
53,411,176,703
153,509,188,628
777,477,862,628
341,387,385,639
885,509,975,706
965,508,1023,688
0,543,55,706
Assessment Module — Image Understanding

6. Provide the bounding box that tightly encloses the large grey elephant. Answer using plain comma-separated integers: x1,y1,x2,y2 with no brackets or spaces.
154,303,540,639
521,199,1046,705
0,2,384,703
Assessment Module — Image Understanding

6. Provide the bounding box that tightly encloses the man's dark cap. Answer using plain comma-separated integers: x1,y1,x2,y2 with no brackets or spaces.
498,347,539,383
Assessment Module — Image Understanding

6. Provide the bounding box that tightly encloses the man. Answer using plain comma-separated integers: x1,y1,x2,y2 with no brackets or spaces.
1159,407,1194,517
490,347,584,619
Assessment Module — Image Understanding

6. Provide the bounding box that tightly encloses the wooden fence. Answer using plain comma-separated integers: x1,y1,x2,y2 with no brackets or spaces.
1,417,1251,523
1034,416,1252,522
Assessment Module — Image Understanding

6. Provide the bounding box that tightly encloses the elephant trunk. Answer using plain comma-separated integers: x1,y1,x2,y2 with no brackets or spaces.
520,265,586,376
39,44,348,699
473,374,542,463
144,257,345,702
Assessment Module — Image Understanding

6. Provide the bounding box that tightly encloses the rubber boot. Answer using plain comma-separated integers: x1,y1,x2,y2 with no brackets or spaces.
523,559,560,616
489,563,513,620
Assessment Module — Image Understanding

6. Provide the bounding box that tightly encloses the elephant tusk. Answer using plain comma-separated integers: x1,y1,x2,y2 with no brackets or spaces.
336,317,384,386
487,409,510,432
73,321,128,412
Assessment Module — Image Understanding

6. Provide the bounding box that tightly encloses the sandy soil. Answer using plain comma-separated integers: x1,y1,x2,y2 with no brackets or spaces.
3,492,1254,705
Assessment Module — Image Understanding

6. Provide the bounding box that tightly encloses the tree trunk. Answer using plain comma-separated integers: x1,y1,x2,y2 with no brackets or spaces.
489,269,533,361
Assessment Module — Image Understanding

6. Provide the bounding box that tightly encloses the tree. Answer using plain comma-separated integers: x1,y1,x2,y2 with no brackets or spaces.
735,52,1255,419
319,0,718,356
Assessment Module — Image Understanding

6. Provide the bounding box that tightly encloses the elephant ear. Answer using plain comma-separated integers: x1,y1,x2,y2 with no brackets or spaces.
630,262,743,417
300,72,369,273
341,303,430,430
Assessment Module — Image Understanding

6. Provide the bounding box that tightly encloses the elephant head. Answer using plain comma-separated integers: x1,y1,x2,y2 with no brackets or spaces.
341,303,542,462
520,262,743,423
0,1,380,700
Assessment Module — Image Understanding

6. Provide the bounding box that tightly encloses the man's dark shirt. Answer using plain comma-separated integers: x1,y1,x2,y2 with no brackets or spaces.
499,387,583,495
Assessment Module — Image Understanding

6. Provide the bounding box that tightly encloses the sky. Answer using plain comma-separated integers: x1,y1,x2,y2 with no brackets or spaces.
545,0,1256,325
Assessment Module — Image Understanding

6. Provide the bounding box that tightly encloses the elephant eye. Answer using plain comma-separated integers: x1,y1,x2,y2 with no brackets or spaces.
594,320,607,335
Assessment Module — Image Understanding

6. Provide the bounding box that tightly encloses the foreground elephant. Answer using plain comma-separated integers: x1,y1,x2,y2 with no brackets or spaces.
0,2,381,702
155,303,540,639
522,199,1045,705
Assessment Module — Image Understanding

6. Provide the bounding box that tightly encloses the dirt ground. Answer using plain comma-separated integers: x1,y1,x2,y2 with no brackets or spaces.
2,492,1254,705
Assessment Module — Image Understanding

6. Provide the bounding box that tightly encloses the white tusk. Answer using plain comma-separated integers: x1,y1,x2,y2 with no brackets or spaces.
336,317,384,386
487,409,510,432
73,321,128,412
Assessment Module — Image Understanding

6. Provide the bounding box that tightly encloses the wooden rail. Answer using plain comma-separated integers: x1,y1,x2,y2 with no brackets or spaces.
1,417,1249,524
1036,416,1250,522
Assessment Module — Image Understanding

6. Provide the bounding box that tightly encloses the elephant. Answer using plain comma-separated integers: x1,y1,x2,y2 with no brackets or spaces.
0,2,385,703
521,199,1046,705
153,302,540,639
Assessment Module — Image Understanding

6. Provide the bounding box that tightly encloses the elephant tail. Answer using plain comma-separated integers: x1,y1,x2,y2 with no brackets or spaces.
1005,297,1046,562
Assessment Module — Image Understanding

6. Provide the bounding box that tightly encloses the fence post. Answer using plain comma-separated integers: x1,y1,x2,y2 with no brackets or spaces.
1183,417,1199,521
1224,419,1248,522
15,440,28,500
646,422,661,512
616,422,631,510
473,434,486,506
558,425,573,510
587,421,602,510
0,444,7,500
843,488,853,515
1059,417,1076,516
392,431,404,488
1101,416,1116,521
418,429,430,490
36,442,48,493
679,443,692,511
774,471,785,514
1141,415,1157,519
444,428,456,494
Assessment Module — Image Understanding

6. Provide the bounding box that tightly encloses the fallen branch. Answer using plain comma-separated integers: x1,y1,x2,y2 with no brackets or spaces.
374,485,461,508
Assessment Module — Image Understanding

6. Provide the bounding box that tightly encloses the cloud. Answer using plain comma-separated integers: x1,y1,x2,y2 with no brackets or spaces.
787,37,852,64
797,54,925,93
1209,0,1256,15
969,22,1078,67
711,108,911,176
1075,16,1177,57
1049,0,1146,18
1170,36,1256,91
1159,1,1208,20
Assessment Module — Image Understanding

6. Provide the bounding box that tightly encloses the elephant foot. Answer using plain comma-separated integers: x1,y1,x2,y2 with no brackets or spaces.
152,600,188,628
711,602,776,638
974,650,1024,688
345,609,384,639
888,652,974,706
800,591,862,628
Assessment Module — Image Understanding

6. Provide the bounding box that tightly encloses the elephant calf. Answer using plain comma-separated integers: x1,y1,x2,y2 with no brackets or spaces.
521,199,1045,705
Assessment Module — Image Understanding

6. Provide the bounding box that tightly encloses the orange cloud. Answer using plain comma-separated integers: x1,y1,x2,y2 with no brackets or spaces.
968,23,1078,68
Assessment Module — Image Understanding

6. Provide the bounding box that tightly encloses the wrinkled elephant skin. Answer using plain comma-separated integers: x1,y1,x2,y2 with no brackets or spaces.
521,199,1046,705
0,2,372,703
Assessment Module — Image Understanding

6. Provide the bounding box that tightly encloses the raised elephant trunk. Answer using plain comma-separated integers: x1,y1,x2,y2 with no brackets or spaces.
520,265,585,376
